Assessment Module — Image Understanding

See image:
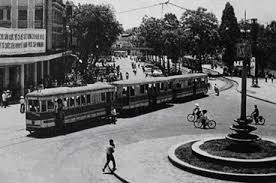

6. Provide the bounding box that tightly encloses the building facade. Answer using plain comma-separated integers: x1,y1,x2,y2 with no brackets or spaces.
0,0,74,100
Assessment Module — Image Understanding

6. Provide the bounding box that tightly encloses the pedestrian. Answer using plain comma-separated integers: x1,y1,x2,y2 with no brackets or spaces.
103,139,116,172
20,96,25,113
271,75,274,83
120,72,123,80
125,72,129,80
111,108,117,124
265,73,268,82
2,91,7,108
214,84,219,96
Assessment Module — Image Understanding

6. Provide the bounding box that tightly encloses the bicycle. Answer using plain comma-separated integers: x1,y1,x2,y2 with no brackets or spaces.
246,113,265,125
187,113,198,122
194,118,216,129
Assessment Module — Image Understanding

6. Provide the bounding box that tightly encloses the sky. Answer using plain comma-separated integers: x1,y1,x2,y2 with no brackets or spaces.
71,0,276,30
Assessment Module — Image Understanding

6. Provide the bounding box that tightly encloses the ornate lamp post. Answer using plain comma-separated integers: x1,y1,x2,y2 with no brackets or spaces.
227,19,260,143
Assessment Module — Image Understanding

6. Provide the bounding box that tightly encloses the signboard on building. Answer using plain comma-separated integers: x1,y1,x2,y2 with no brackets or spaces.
236,43,251,58
0,28,46,55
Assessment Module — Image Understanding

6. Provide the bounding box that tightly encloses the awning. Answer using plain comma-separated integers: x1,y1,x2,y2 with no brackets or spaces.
0,51,72,66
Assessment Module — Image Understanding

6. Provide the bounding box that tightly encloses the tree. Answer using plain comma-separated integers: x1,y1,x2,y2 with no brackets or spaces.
181,7,220,72
219,2,240,70
70,4,122,74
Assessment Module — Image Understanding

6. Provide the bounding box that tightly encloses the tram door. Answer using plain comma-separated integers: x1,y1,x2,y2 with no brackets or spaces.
193,79,197,96
106,92,112,115
55,99,65,129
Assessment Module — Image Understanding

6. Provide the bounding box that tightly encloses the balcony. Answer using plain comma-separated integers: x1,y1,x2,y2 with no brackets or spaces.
0,20,11,28
35,20,43,28
18,20,27,28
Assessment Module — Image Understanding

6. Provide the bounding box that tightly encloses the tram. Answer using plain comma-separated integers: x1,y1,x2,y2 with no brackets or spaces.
112,77,173,110
25,73,209,133
25,83,115,133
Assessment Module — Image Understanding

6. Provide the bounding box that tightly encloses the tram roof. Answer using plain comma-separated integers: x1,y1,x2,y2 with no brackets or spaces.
167,73,208,80
26,82,115,98
111,73,207,86
111,77,170,86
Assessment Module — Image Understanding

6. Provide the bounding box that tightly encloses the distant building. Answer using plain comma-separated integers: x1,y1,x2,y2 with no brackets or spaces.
0,0,75,98
111,34,153,57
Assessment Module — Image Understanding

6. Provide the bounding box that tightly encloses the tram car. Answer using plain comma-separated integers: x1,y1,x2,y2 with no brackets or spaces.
112,77,173,110
25,83,115,133
169,73,209,100
25,73,209,133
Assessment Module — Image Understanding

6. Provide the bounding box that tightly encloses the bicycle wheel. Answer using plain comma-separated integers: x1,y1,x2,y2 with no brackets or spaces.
207,120,216,129
187,114,195,122
258,117,265,125
194,120,202,128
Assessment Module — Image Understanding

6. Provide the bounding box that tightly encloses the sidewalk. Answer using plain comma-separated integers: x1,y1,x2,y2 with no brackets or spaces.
115,134,238,183
226,77,276,104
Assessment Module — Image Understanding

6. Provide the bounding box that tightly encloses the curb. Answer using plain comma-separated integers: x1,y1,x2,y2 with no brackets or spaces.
168,139,276,181
191,137,276,164
226,77,276,105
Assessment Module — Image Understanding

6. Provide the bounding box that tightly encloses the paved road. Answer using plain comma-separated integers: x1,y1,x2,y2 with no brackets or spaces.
0,57,275,183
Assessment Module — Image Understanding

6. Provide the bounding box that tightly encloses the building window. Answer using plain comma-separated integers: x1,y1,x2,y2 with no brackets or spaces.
35,8,43,20
18,10,27,20
0,9,3,20
7,9,10,20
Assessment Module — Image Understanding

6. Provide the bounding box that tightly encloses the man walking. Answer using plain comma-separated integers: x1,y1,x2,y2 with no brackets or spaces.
103,139,116,172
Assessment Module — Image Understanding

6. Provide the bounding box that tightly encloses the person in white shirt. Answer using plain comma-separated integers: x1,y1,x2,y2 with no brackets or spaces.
2,91,7,108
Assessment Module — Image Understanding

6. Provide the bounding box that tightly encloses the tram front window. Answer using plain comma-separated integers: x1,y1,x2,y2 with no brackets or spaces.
28,100,40,112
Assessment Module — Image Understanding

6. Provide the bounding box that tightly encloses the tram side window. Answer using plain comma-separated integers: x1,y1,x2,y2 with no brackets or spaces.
87,94,91,104
91,95,95,104
63,98,68,108
47,100,54,110
160,83,164,90
69,97,75,107
81,95,86,105
188,79,192,86
140,85,145,94
101,93,106,102
169,82,173,89
41,101,47,112
122,87,127,96
145,84,149,91
156,83,160,90
130,86,135,96
29,100,40,112
76,96,81,106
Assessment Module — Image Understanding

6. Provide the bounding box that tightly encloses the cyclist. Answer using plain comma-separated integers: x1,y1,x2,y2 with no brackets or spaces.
199,110,208,129
252,105,259,123
193,103,201,120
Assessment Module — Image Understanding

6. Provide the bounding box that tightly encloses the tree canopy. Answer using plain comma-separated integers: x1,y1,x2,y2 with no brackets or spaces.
70,4,122,72
181,7,220,72
219,2,240,68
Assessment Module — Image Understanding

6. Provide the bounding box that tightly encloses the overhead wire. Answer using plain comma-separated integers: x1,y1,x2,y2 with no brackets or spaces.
117,2,164,14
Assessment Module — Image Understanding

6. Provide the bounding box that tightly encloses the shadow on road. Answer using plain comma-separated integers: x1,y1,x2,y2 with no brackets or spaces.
27,118,115,138
118,103,174,118
172,94,209,104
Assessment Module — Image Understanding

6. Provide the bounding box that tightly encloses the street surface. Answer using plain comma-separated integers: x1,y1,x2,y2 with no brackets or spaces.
0,57,276,183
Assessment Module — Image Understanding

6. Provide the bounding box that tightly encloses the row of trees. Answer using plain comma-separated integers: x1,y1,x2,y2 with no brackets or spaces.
127,2,276,75
128,8,220,72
